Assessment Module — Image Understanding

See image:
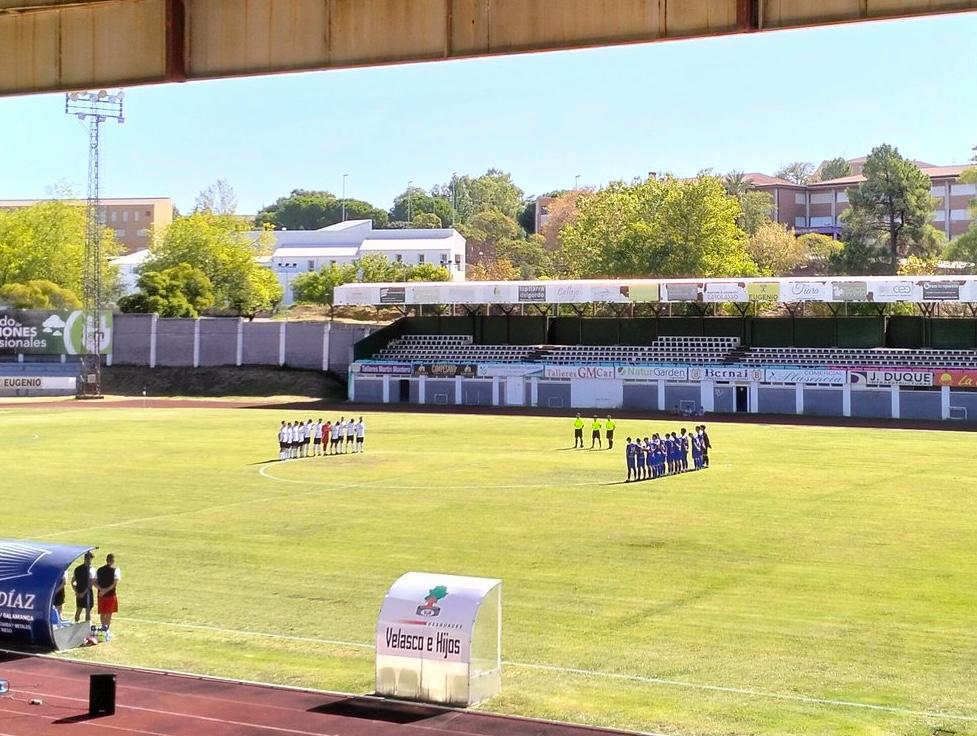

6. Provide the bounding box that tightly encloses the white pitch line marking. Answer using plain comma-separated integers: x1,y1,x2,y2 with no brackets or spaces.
109,617,977,724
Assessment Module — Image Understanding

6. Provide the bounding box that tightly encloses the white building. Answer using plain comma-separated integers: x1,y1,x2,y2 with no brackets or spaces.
109,248,152,296
258,220,467,304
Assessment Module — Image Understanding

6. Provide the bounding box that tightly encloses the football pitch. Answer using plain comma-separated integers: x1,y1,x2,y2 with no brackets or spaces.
2,406,976,736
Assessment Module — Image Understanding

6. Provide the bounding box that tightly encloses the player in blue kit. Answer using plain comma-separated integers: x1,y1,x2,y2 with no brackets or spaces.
691,432,703,470
679,428,690,472
634,437,646,480
625,437,637,482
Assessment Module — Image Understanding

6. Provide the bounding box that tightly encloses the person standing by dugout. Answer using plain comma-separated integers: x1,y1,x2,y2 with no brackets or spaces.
96,553,121,638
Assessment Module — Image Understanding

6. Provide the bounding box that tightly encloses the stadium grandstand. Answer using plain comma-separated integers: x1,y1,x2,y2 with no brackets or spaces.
338,277,977,422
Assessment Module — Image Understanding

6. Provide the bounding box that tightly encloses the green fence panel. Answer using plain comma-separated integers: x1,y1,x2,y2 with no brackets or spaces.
619,318,658,345
702,318,746,339
580,319,619,345
751,319,793,347
353,318,407,360
480,316,509,344
657,317,703,336
886,316,926,348
837,317,884,348
507,316,548,344
550,318,582,345
931,319,977,349
792,318,835,347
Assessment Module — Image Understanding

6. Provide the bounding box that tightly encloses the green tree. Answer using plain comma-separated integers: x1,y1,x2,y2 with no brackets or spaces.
843,144,936,273
497,235,552,279
227,266,283,319
291,262,358,305
797,233,842,275
946,229,977,273
117,264,214,318
405,263,451,282
775,161,815,185
559,176,757,278
745,222,806,276
0,199,121,298
146,212,274,309
738,190,774,236
815,157,852,182
410,212,443,229
0,280,82,309
390,187,454,227
433,170,524,223
255,190,389,230
723,171,751,197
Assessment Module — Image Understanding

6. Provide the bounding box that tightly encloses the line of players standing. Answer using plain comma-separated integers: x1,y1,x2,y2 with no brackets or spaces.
278,417,365,460
625,426,711,482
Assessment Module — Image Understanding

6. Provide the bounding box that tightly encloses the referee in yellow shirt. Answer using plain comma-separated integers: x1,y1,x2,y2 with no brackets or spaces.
573,414,585,448
605,415,616,449
590,416,602,449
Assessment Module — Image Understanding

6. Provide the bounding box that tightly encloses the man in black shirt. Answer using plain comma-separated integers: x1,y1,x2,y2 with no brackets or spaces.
96,553,121,636
72,551,95,623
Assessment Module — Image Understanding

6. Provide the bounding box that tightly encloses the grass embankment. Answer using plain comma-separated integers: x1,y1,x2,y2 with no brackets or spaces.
101,366,346,401
3,409,975,736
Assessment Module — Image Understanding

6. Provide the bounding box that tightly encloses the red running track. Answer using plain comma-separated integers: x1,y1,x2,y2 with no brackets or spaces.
0,652,637,736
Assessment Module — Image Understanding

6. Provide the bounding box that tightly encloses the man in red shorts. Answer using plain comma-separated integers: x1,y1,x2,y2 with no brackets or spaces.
96,553,121,638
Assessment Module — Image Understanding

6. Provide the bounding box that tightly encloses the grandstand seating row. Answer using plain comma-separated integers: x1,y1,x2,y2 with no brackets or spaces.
373,335,977,369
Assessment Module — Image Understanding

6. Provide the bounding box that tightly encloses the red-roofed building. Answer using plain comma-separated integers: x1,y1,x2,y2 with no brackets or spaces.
747,159,975,239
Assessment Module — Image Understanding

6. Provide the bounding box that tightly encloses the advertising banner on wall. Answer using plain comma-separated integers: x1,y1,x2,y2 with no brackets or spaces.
0,310,112,355
702,282,747,303
517,285,546,302
414,364,477,378
933,370,977,388
831,281,868,302
615,365,689,381
589,283,629,303
543,365,615,380
379,287,406,304
547,283,589,303
476,363,542,377
408,285,442,304
920,281,963,301
763,368,846,385
622,284,660,302
689,366,764,382
662,283,701,302
747,282,780,301
848,369,933,387
781,281,832,302
0,376,77,392
867,281,917,302
354,363,412,376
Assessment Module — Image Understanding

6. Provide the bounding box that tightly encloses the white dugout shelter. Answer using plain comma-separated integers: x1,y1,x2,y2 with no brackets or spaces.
375,572,502,706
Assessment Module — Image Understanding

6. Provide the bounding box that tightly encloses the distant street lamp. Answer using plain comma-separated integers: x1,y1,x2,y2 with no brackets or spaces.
282,261,298,311
341,173,349,222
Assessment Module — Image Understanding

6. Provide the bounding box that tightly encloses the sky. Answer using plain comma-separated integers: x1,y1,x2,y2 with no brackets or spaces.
1,12,976,216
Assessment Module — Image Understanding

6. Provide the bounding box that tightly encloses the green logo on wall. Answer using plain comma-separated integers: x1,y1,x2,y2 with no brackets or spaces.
0,310,113,355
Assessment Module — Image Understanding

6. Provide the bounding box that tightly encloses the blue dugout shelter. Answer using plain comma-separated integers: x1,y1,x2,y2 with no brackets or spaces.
0,539,95,651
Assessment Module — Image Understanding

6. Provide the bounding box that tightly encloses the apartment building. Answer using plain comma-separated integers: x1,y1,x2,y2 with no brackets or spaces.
747,162,974,239
0,197,173,253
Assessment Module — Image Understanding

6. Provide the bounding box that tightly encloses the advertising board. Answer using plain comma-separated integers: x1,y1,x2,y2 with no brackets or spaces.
933,370,977,388
413,364,477,378
848,369,933,387
354,363,412,376
763,368,846,385
615,365,689,381
0,310,112,355
702,282,747,303
543,365,615,380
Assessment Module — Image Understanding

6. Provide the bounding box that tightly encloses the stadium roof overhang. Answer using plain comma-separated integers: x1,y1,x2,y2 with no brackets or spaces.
333,277,977,307
2,1,977,96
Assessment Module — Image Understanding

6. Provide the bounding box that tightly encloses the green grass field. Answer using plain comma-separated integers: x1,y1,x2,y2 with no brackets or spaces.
3,406,976,736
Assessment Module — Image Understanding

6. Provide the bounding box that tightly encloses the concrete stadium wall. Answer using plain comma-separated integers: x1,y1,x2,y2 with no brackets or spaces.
107,315,372,375
199,319,240,367
348,374,977,425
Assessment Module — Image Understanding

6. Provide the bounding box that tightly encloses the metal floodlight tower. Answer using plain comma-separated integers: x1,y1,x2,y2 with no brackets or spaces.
65,90,125,398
